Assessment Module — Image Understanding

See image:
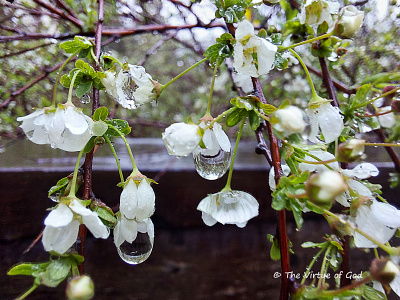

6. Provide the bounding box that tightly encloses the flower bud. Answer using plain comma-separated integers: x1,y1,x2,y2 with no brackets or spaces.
336,47,347,57
270,106,306,139
325,214,354,238
335,5,364,38
306,171,347,208
370,258,400,287
66,275,95,300
336,139,365,163
162,122,201,156
392,100,400,112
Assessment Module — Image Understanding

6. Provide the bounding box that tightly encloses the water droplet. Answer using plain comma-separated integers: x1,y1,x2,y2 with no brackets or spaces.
117,232,153,265
80,94,90,104
193,147,231,180
49,193,59,202
0,146,5,153
26,130,34,140
50,142,56,149
115,39,120,43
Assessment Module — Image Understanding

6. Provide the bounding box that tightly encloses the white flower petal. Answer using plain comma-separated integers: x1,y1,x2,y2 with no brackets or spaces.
69,199,92,216
162,123,201,156
269,165,291,191
371,201,400,229
48,108,66,145
64,107,88,135
317,103,344,143
201,212,218,227
342,163,379,179
213,123,231,152
44,203,73,227
120,216,138,243
42,220,80,254
82,214,110,239
120,180,138,219
113,220,124,248
56,128,91,152
137,218,155,239
298,150,339,173
136,179,155,220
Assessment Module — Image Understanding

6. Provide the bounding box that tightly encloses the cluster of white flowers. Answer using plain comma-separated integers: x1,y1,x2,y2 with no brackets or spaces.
17,104,107,152
101,64,157,109
42,199,110,254
114,178,156,249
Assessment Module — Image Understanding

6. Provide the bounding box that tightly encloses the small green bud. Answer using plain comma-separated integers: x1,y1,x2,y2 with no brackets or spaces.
66,275,95,300
336,139,365,163
266,26,278,35
336,47,347,57
306,171,347,208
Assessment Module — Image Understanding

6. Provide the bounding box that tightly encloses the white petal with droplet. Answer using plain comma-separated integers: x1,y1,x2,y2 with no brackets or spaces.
44,203,73,227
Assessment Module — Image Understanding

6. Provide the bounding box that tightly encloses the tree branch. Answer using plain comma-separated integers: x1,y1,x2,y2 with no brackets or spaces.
0,41,53,59
55,0,79,19
32,0,83,29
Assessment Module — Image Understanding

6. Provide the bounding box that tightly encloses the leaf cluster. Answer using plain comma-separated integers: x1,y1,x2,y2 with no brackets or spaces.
204,33,234,66
213,0,252,23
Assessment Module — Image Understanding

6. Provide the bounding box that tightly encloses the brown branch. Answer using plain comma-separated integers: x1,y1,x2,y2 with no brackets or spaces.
0,32,77,43
55,0,79,19
33,0,83,29
3,2,60,18
307,63,356,95
319,57,339,107
0,42,53,59
374,128,400,173
0,61,68,111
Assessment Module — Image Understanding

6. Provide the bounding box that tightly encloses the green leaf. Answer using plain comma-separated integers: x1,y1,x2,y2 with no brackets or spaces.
226,108,247,127
363,285,387,300
204,33,234,66
105,119,131,137
280,143,294,160
289,198,303,230
75,79,92,98
230,96,259,110
317,21,329,35
350,84,372,109
59,40,81,54
301,241,327,248
93,106,109,121
39,259,71,287
248,110,261,130
94,206,117,227
48,177,71,197
274,52,288,70
82,136,95,153
257,102,277,115
8,262,50,276
60,74,71,88
267,234,281,261
271,189,287,211
361,72,400,85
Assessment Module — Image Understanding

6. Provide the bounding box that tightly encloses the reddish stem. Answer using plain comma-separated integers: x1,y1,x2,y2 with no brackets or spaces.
33,0,83,29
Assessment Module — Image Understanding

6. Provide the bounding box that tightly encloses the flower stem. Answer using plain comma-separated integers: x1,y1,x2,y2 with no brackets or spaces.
307,201,398,255
15,284,39,300
223,117,246,191
353,86,400,110
204,63,219,118
279,32,333,52
322,275,372,296
68,149,85,197
365,142,400,147
209,107,236,126
288,49,317,97
301,245,327,285
107,124,140,175
161,57,208,90
318,244,332,288
254,109,270,122
90,47,103,72
295,157,337,165
66,70,81,106
104,135,124,183
299,151,335,171
52,50,80,107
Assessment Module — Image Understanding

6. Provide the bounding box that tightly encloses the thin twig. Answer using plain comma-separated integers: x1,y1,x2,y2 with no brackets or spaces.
138,32,176,66
32,0,83,29
0,42,54,59
55,0,79,19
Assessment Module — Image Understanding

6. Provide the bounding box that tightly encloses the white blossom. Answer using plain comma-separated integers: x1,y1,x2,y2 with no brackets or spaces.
353,200,400,248
307,101,344,144
42,200,110,254
193,122,231,157
17,105,107,152
307,170,347,202
197,190,259,228
114,214,154,248
270,106,306,138
66,275,94,300
101,69,119,99
373,258,400,296
377,106,395,128
336,5,364,38
120,178,155,220
299,0,340,28
162,122,201,156
233,20,277,77
234,73,253,93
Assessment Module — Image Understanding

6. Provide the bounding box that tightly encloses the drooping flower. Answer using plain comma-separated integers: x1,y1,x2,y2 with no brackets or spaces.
336,5,364,38
307,100,344,144
113,214,154,248
377,106,395,128
352,199,400,248
120,178,155,220
270,105,306,139
197,190,259,228
101,69,119,99
162,122,201,156
233,20,278,78
299,0,340,28
194,122,231,157
372,258,400,297
114,64,157,109
17,105,107,152
42,199,110,254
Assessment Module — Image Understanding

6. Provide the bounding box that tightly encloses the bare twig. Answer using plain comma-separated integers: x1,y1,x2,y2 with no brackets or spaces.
3,2,60,18
55,0,79,19
33,0,83,29
0,41,53,59
138,32,176,66
319,57,339,107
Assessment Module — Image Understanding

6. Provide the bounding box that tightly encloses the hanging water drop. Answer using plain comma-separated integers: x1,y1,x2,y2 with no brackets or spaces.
49,193,59,202
117,232,153,265
193,146,231,180
80,94,90,104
